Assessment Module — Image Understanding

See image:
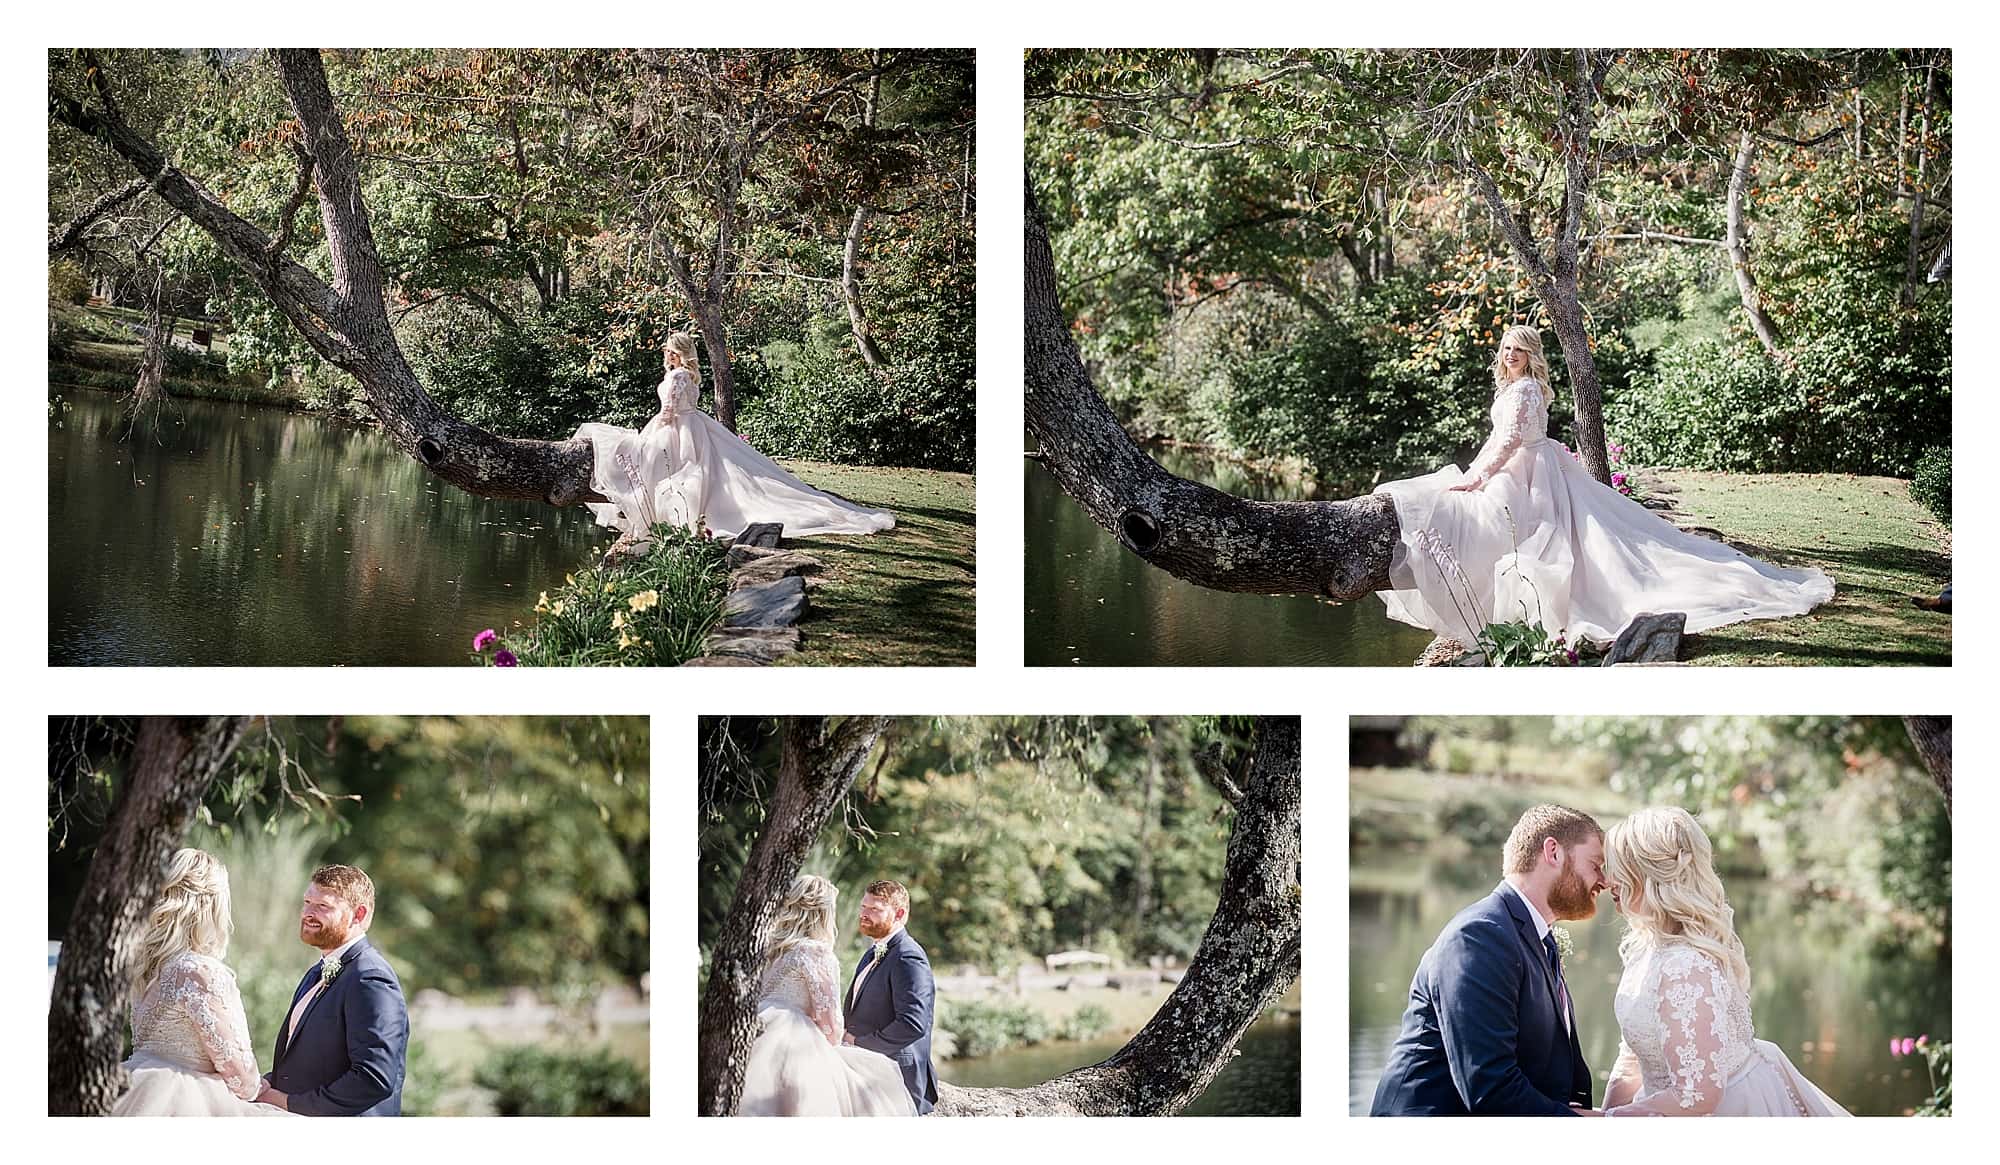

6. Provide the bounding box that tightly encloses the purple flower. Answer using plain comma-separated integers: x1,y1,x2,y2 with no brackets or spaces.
472,628,498,651
1611,472,1627,487
1566,648,1579,665
493,649,518,668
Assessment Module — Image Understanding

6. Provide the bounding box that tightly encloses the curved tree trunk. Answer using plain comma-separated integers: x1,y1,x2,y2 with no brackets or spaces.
842,206,888,366
695,716,891,1117
1026,178,1399,601
48,716,252,1115
931,715,1302,1116
50,51,605,507
1727,130,1789,364
1902,715,1952,818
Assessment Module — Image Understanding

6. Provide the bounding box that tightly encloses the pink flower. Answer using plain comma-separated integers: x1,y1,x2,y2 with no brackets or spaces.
472,628,497,651
1611,472,1627,487
1918,1034,1930,1048
1900,1037,1918,1057
1890,1039,1901,1057
1566,649,1579,665
493,649,518,667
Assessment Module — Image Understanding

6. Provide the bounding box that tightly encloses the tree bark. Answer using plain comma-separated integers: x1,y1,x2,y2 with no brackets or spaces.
842,205,888,366
695,716,891,1117
1902,715,1951,819
1025,177,1400,601
131,268,172,410
50,51,606,507
930,715,1301,1116
1726,131,1790,364
1902,57,1935,304
48,177,148,256
48,716,252,1116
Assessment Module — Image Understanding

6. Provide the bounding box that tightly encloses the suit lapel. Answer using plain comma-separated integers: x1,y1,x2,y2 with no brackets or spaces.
279,939,367,1064
852,930,900,1009
1496,885,1562,1024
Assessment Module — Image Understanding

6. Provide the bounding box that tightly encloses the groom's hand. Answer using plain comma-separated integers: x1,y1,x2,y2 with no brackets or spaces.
1569,1106,1604,1117
842,1033,856,1047
257,1083,290,1111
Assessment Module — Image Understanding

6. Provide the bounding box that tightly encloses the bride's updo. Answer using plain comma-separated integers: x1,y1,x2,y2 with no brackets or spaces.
1491,324,1554,398
134,848,233,990
663,332,703,381
760,874,838,972
1605,807,1751,993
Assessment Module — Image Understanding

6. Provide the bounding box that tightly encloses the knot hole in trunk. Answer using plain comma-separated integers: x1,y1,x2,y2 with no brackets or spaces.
1119,508,1161,556
415,436,445,467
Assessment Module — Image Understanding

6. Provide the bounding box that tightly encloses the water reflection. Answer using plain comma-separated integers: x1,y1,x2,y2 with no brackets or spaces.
941,1013,1300,1116
1349,850,1950,1116
1024,447,1433,666
49,388,603,666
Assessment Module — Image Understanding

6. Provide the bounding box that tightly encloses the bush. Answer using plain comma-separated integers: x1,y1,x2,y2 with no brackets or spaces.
1606,336,1801,472
936,998,1050,1059
49,260,91,306
474,524,729,667
1910,446,1950,526
1057,1003,1114,1042
473,1044,649,1116
737,326,974,472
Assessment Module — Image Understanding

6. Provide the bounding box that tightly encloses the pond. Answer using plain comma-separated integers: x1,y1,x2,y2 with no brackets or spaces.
1349,849,1951,1116
1024,447,1434,666
941,1012,1300,1116
48,387,604,666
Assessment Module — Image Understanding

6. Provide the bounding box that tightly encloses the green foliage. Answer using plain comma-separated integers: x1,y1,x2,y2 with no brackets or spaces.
1475,620,1581,668
475,525,728,667
1911,1039,1952,1117
472,1044,650,1115
737,321,974,472
1057,1002,1115,1042
1910,446,1950,525
937,998,1050,1059
49,259,91,305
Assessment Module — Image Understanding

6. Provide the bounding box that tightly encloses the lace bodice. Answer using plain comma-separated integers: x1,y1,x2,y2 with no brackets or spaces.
656,368,700,422
1609,941,1756,1115
1466,377,1549,486
129,951,262,1100
756,939,844,1046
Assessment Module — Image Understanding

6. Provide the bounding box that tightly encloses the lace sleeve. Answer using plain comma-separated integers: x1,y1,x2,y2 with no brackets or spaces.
1465,380,1540,486
166,957,263,1101
1607,951,1744,1116
804,945,845,1046
658,369,700,420
1603,1039,1642,1109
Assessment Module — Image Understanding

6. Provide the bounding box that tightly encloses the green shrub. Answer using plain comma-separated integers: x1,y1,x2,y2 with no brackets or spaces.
49,260,91,306
473,524,729,667
737,327,974,472
1910,446,1950,526
936,998,1050,1059
1057,1003,1114,1042
1606,336,1801,471
472,1044,649,1116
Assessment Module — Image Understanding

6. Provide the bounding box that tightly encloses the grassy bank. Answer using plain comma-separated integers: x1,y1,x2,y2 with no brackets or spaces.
1647,470,1950,666
937,979,1301,1060
777,463,976,667
49,300,303,406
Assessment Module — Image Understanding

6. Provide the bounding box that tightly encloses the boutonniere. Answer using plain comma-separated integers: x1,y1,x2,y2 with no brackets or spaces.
319,954,344,988
1551,927,1575,964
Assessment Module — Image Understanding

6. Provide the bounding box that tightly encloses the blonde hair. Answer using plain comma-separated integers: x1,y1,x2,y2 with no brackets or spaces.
134,848,233,990
663,332,702,381
1491,325,1554,399
1605,807,1752,994
1502,804,1602,875
760,874,838,973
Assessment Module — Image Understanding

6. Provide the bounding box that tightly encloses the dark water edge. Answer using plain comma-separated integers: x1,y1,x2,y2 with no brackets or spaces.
49,386,605,666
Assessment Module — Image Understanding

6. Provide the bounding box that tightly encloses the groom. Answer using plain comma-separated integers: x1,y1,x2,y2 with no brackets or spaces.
1370,805,1605,1116
257,864,410,1115
842,879,938,1114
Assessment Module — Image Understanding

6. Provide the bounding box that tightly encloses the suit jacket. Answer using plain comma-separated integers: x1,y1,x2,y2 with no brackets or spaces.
843,928,938,1114
1369,883,1591,1116
267,937,410,1116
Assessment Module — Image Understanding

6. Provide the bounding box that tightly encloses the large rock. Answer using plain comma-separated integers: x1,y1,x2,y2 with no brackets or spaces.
723,575,808,628
703,626,801,663
731,550,823,587
681,654,759,667
1605,612,1686,664
1414,636,1473,667
733,522,785,551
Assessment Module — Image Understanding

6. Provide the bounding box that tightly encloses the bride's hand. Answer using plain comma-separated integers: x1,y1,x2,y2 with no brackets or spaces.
1445,478,1482,492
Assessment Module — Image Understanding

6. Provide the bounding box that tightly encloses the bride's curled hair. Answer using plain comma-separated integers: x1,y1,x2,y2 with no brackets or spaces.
134,848,233,990
760,874,838,973
663,331,702,381
1605,807,1751,993
1491,324,1555,399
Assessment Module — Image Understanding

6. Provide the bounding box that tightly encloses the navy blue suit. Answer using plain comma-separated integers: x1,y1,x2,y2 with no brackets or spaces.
267,937,410,1116
1370,883,1591,1116
843,928,938,1114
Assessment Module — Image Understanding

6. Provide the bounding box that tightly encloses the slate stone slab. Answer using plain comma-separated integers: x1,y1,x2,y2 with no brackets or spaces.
731,551,823,587
681,654,760,667
733,522,785,551
723,575,808,628
1605,611,1686,665
704,626,801,663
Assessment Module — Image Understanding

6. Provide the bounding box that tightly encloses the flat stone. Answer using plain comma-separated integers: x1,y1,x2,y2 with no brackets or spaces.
703,626,801,663
731,551,823,587
733,522,784,551
681,654,760,667
725,543,783,569
1414,636,1473,667
1605,612,1685,665
723,575,808,628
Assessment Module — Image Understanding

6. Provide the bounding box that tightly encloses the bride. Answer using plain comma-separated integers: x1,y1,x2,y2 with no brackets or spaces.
737,874,913,1116
1599,808,1849,1117
573,333,894,549
1373,326,1833,649
113,848,293,1116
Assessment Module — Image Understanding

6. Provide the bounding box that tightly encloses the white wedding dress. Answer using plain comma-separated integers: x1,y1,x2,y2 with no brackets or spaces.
737,938,913,1117
1373,377,1833,646
1605,940,1849,1116
112,952,294,1116
573,368,894,543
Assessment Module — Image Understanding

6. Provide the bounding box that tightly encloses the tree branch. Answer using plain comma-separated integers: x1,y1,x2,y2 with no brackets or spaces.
48,178,147,255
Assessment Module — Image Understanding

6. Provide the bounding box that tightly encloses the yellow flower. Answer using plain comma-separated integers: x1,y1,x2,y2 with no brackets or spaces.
603,581,616,594
533,590,551,613
565,573,576,586
628,590,660,613
617,630,638,650
550,600,566,616
611,610,626,631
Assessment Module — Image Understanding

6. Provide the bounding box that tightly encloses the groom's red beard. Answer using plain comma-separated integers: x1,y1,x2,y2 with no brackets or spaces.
301,916,352,950
1547,864,1600,921
857,917,894,940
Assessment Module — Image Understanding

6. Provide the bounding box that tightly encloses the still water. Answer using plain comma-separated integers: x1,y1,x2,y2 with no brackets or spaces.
943,1013,1300,1116
49,387,604,665
1024,448,1434,666
1349,850,1951,1116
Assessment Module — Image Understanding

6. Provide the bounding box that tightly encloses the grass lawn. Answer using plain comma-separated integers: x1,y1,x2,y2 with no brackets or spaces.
777,462,976,667
1646,470,1950,666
